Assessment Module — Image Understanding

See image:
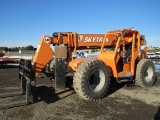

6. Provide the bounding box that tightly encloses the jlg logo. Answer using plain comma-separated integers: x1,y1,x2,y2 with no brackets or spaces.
84,37,109,43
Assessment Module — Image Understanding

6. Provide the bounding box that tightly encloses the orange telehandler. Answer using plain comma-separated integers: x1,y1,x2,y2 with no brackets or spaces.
0,28,156,109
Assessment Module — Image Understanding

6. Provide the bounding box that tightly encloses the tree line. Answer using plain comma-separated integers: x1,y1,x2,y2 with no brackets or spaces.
0,45,34,52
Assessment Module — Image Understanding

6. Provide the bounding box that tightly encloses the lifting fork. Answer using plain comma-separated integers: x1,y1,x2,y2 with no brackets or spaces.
0,59,35,109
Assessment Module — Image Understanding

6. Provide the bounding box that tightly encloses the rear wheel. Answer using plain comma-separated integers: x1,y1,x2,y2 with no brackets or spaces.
135,59,156,87
73,59,110,101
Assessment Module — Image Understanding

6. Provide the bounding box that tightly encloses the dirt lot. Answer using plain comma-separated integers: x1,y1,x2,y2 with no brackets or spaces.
0,64,160,120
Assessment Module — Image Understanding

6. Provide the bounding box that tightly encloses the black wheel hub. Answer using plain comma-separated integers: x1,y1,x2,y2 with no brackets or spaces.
144,70,148,77
89,75,100,85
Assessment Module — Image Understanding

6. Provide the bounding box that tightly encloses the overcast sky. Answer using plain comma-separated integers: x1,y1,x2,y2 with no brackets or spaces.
0,0,160,47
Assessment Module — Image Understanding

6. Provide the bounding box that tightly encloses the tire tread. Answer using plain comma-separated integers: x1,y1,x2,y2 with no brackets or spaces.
73,58,110,101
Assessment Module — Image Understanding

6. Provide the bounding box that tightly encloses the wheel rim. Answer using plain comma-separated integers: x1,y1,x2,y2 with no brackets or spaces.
88,69,105,92
144,65,153,82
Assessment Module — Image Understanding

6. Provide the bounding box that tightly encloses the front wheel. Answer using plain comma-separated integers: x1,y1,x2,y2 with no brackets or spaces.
135,59,156,88
73,59,110,101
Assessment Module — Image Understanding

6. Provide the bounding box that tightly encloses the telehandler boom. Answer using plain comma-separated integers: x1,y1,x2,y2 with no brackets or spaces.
0,28,155,109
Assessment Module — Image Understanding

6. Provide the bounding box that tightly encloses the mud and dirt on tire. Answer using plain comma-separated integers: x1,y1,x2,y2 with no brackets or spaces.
73,59,110,101
135,59,156,88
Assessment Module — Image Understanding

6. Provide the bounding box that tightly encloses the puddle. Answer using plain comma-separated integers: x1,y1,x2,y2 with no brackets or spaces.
155,64,160,72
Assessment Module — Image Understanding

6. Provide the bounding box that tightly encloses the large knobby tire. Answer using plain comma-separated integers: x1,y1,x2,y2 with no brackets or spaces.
135,59,156,88
73,59,110,101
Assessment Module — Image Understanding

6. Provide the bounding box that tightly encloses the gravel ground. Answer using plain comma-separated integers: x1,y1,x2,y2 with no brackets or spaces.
0,64,160,120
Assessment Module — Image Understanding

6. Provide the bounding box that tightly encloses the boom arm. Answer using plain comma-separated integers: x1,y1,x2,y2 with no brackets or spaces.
32,29,141,77
32,36,53,77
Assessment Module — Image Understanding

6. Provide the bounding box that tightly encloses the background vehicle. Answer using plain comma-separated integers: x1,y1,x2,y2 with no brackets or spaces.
0,28,156,109
155,52,160,59
0,50,23,65
0,50,5,57
146,52,156,59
